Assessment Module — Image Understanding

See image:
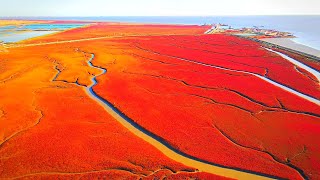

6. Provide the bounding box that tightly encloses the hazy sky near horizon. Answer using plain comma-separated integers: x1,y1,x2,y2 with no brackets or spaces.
1,0,319,16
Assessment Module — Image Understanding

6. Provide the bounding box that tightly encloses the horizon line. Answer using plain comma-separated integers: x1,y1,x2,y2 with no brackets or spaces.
1,14,320,18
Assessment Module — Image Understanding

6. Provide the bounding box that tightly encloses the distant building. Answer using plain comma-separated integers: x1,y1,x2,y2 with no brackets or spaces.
206,23,232,34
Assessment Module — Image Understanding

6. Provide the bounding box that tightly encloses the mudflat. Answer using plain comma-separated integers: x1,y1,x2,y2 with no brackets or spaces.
1,21,319,179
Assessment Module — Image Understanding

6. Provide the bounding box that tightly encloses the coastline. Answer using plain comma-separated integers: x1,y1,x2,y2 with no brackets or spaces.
261,38,320,58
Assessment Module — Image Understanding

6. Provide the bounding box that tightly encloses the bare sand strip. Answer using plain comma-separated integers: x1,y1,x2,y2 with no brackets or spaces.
261,38,320,58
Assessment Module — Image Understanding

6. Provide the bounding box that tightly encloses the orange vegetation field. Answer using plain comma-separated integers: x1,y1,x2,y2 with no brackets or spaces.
0,22,319,179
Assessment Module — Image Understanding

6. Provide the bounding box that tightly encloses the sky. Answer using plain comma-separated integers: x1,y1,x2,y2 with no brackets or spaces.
0,0,319,16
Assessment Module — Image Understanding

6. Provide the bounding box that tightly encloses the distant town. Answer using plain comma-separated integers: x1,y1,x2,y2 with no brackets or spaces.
205,23,295,38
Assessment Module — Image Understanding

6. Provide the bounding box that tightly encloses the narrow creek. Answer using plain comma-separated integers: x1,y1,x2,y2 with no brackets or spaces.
82,53,283,180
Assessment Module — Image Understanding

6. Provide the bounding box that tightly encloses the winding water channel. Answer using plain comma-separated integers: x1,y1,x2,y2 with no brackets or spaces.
82,53,279,180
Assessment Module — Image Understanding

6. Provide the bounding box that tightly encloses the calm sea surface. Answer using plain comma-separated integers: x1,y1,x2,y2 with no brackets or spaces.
1,16,320,50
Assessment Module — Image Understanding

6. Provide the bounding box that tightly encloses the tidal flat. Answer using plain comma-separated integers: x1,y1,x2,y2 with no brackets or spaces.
0,20,319,180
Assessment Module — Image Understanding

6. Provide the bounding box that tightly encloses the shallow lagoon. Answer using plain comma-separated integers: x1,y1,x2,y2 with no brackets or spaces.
0,31,58,43
0,23,86,43
0,24,86,31
22,24,85,30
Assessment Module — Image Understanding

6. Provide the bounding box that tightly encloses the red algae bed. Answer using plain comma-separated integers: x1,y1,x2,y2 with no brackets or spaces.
1,22,320,179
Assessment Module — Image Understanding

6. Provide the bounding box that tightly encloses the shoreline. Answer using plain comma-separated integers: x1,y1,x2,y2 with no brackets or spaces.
261,38,320,58
291,38,320,52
